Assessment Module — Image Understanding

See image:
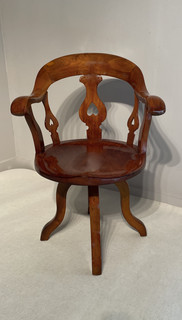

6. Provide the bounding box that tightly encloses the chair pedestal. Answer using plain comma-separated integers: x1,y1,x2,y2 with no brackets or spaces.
40,181,147,275
88,185,101,275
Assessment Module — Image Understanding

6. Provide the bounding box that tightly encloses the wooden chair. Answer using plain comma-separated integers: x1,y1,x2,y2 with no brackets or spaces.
11,53,165,275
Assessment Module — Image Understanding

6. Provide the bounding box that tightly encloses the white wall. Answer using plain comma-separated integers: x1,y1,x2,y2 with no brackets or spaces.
0,0,181,206
0,18,15,169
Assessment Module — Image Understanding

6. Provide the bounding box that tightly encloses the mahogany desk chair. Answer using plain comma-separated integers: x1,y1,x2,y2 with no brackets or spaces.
11,53,165,275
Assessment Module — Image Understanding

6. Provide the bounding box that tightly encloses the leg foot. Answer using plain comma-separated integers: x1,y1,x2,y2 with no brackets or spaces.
88,186,102,275
41,182,71,241
116,181,147,237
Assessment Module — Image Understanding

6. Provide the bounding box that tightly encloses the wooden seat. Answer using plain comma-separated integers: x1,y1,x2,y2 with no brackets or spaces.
35,140,146,184
11,53,165,275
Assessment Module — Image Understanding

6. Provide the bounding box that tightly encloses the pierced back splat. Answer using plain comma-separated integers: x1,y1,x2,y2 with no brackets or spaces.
127,93,139,146
42,92,60,145
79,74,107,141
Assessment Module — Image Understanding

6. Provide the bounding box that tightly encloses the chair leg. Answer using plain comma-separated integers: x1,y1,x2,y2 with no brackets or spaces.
115,181,147,237
88,186,102,275
41,182,71,241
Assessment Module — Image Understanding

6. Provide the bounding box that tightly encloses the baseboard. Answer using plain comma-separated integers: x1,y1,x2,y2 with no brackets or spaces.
0,156,33,172
0,157,17,171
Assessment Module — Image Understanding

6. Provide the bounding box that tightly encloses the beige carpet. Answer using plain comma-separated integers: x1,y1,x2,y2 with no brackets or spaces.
0,169,182,320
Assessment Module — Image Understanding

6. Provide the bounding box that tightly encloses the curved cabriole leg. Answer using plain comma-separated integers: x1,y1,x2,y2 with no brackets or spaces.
41,182,71,241
88,186,101,275
115,181,147,237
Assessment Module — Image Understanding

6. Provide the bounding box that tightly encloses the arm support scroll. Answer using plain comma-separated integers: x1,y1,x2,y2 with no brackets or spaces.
138,95,165,153
146,95,166,116
11,93,46,116
130,66,166,116
135,92,166,116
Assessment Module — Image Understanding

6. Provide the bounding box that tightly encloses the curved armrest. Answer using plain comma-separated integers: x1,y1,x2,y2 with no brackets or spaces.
131,66,166,116
138,95,165,153
11,94,45,154
146,95,166,116
11,94,45,116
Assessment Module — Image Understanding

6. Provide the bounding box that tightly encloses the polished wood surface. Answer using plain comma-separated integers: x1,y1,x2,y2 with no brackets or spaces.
11,53,165,275
35,139,146,185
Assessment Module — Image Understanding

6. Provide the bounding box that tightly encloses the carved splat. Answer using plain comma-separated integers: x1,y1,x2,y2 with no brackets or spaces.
42,92,60,145
79,74,107,141
127,93,139,146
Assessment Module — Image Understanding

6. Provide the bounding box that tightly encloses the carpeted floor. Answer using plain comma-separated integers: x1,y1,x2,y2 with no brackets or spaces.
0,169,182,320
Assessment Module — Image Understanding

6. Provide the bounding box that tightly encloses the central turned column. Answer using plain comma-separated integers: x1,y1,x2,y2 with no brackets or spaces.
88,185,101,275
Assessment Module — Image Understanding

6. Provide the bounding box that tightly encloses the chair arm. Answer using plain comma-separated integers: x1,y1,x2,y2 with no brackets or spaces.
11,94,45,154
11,94,45,116
138,95,165,153
146,95,166,116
